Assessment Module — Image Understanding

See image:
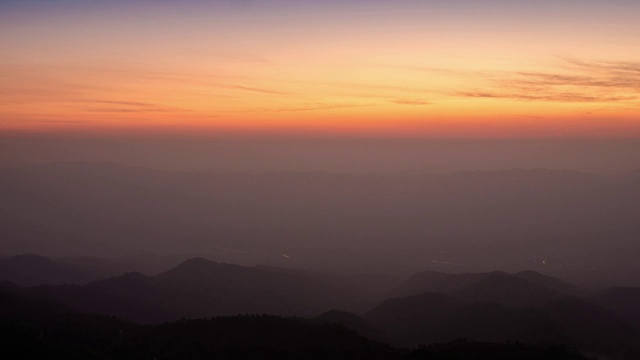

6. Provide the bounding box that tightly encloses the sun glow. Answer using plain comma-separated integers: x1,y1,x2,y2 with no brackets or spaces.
1,1,639,137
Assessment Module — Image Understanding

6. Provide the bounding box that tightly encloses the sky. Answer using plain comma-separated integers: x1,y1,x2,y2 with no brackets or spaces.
1,0,640,138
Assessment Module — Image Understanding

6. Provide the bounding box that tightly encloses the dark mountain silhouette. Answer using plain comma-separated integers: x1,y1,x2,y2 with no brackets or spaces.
5,256,640,357
28,257,379,322
0,280,75,319
392,270,576,308
514,270,581,296
313,309,387,342
31,282,177,324
55,254,169,280
365,292,464,346
0,254,97,286
0,281,593,360
593,287,640,325
405,340,591,360
87,271,166,305
0,253,176,287
451,272,562,307
150,257,364,316
0,283,398,360
364,290,639,357
392,271,517,298
252,264,398,308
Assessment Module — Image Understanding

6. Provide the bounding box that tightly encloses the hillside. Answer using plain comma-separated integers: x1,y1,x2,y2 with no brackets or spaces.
29,257,378,322
0,282,592,360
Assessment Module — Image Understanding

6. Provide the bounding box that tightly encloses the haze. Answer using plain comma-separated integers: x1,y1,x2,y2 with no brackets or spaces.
2,2,640,359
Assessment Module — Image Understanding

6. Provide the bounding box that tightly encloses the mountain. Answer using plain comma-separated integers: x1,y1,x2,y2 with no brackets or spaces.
392,271,497,298
392,270,576,307
31,280,177,324
0,282,593,360
0,283,398,360
365,292,464,346
372,269,639,356
150,257,365,317
6,260,640,358
0,254,97,286
0,253,172,287
313,310,386,342
593,287,640,325
513,270,581,296
29,257,378,322
364,291,639,357
451,272,562,307
405,340,590,360
0,280,75,320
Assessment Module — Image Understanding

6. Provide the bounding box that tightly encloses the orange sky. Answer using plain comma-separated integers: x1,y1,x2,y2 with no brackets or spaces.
1,1,639,138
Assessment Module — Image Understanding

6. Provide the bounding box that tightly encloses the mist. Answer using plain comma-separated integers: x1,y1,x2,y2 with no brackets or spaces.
2,134,640,174
3,136,640,358
2,134,639,289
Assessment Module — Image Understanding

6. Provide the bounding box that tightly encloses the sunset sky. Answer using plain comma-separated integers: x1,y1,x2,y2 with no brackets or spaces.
1,0,639,138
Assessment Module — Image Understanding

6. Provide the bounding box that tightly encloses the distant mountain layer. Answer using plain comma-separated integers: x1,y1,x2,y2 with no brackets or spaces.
0,254,96,286
2,162,640,284
364,291,640,357
593,287,640,325
0,254,171,286
24,257,384,322
391,269,581,305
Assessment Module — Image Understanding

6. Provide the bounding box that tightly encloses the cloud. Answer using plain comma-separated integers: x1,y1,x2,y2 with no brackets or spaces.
505,71,640,90
234,85,289,96
96,68,287,96
90,100,160,107
378,64,476,77
455,90,636,103
84,108,157,113
266,103,372,113
387,57,640,104
3,119,92,124
562,58,640,74
456,57,640,103
81,100,182,114
391,99,431,106
226,103,372,113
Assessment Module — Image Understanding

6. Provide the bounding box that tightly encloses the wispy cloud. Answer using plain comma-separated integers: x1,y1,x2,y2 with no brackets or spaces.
386,57,640,104
390,99,431,106
80,100,182,114
455,91,636,103
93,68,289,96
459,58,640,103
266,103,372,113
234,85,289,96
84,108,161,113
90,100,160,107
504,71,640,90
562,58,640,74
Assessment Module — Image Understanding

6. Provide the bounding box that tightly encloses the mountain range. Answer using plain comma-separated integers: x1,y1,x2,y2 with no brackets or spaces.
1,254,639,358
0,279,592,360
